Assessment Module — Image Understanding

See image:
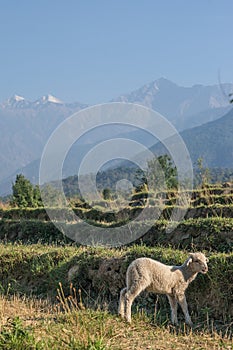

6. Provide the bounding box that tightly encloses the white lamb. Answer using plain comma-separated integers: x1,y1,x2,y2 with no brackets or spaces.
118,252,208,326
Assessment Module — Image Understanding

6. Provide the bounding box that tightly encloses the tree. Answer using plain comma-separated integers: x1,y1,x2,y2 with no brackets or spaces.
33,184,43,207
146,155,178,190
102,188,112,200
11,174,42,208
195,157,210,187
40,184,64,207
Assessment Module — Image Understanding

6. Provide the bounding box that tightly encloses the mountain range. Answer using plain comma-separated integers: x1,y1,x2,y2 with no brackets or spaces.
0,78,233,195
113,78,232,129
0,95,87,181
150,107,233,169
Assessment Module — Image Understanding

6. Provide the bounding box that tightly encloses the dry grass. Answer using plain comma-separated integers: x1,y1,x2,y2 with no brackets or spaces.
0,244,232,348
0,292,232,350
0,293,53,326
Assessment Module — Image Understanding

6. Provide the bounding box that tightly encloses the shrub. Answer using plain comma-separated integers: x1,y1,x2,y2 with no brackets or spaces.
0,317,43,350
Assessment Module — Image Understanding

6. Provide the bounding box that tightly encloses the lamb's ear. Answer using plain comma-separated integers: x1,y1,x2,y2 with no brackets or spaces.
186,255,193,266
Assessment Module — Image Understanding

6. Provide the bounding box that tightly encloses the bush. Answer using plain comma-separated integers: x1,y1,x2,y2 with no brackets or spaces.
0,317,43,350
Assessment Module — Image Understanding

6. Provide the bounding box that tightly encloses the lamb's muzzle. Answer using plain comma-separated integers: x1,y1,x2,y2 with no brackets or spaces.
118,252,208,326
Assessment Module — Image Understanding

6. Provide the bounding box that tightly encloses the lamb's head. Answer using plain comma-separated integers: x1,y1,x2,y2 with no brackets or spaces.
186,252,208,274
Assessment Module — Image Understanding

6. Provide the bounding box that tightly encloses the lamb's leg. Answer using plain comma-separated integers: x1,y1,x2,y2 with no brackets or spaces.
125,282,146,323
118,288,127,318
177,294,193,326
167,295,178,325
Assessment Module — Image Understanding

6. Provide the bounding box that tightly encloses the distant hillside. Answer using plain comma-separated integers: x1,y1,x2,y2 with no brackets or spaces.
0,79,232,195
114,78,232,129
151,107,233,168
182,107,233,167
0,95,87,181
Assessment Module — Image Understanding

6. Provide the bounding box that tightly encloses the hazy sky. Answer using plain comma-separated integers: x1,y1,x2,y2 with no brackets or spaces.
0,0,232,104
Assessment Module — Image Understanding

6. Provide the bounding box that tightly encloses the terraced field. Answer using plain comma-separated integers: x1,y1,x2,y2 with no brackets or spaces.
0,184,232,349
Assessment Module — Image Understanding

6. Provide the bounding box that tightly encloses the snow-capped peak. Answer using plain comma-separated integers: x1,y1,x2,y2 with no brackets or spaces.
12,94,25,102
1,94,26,108
36,94,63,105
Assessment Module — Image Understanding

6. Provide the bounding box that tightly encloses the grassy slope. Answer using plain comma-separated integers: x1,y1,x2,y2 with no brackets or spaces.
0,244,232,349
0,184,233,349
1,297,232,350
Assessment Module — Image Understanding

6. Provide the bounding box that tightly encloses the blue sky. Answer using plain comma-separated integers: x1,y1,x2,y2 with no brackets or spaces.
0,0,232,104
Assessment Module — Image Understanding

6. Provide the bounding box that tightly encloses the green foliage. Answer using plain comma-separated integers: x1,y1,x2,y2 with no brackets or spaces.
11,174,42,208
48,164,233,199
0,244,232,324
61,167,144,198
194,167,233,186
40,184,65,207
2,181,233,251
0,219,72,245
195,157,211,187
33,185,42,206
134,182,148,194
102,188,112,201
71,338,107,350
146,155,178,191
0,317,43,350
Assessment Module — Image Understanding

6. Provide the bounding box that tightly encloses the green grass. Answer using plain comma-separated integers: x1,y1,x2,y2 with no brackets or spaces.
0,184,233,349
0,243,231,349
1,185,233,253
0,216,232,252
0,244,232,323
0,317,44,350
